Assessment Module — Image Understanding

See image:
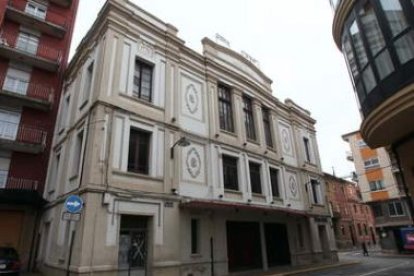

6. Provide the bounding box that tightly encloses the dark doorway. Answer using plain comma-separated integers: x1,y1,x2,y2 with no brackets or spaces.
118,215,148,275
349,225,356,246
226,221,262,272
264,223,291,267
318,225,330,259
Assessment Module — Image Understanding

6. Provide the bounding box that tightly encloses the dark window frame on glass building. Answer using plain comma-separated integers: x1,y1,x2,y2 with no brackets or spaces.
340,0,414,117
222,155,239,191
133,59,153,102
243,95,256,141
218,84,234,133
249,161,262,194
262,107,273,148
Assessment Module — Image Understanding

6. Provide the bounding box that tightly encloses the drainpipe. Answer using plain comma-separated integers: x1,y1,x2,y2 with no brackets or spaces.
392,146,414,225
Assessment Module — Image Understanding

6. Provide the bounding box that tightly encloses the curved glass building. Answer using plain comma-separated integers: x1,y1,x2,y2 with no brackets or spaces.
331,0,414,215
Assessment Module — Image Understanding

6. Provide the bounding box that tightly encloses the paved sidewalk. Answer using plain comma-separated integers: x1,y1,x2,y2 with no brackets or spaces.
265,261,360,276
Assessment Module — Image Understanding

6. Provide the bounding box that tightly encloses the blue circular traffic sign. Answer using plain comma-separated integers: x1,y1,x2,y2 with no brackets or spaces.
64,195,84,213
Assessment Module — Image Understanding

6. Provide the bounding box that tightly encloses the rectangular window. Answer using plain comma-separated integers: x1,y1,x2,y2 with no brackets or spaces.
3,67,30,96
364,224,368,235
133,59,153,102
249,162,261,194
128,128,151,174
218,84,234,132
311,179,321,204
357,223,362,236
269,168,280,198
380,0,409,37
357,140,367,148
0,108,20,141
372,204,383,217
262,108,273,147
364,157,379,169
389,201,404,216
222,155,238,191
191,219,199,254
369,180,385,191
25,1,47,20
71,130,84,177
354,204,357,213
48,152,60,193
16,32,39,55
243,96,256,141
303,137,311,162
81,62,94,105
59,95,70,132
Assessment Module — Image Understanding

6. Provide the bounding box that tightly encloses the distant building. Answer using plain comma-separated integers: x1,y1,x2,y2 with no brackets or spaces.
324,173,378,251
0,0,79,271
330,0,414,223
36,0,337,275
343,131,413,253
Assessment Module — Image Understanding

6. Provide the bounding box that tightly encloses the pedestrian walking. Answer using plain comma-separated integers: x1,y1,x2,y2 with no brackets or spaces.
362,242,369,256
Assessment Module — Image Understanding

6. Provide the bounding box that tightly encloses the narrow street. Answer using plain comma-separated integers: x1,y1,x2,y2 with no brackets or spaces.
303,252,414,276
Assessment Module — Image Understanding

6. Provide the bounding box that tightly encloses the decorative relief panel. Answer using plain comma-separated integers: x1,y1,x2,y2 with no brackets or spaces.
137,39,155,60
279,122,294,157
181,143,205,184
285,171,300,200
180,73,204,122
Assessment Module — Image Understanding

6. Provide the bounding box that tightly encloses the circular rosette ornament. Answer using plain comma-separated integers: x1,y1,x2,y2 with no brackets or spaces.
185,84,199,114
186,147,201,179
289,176,298,197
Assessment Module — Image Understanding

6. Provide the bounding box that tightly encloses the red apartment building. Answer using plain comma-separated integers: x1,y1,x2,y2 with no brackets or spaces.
324,173,378,251
0,0,78,271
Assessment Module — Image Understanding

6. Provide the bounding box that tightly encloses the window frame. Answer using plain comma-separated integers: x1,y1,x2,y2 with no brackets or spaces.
243,95,256,141
133,58,154,102
310,179,322,205
249,161,262,194
222,155,239,191
25,0,47,20
303,137,312,163
190,218,200,255
127,127,151,175
217,84,234,133
269,167,281,198
388,201,405,217
262,107,273,148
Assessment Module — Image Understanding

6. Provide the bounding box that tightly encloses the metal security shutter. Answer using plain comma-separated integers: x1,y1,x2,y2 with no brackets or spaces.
0,211,24,248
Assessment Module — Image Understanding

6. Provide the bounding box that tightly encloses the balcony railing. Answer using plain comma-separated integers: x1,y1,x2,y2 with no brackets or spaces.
0,74,54,103
8,0,68,30
0,170,39,190
0,30,62,64
0,120,47,146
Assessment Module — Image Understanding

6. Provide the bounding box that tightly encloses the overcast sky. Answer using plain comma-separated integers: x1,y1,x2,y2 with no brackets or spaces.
70,0,361,177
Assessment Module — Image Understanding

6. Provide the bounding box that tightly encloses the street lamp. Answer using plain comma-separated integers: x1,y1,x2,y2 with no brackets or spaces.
170,137,191,159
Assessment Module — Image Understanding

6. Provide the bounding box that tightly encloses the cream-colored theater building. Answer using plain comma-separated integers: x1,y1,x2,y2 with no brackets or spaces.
35,0,338,275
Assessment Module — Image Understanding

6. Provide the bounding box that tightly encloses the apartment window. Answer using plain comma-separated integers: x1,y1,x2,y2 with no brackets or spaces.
243,96,256,141
311,179,321,204
357,140,367,148
262,108,273,147
388,201,404,216
372,204,383,217
48,152,60,193
364,158,379,169
59,95,70,131
353,205,357,213
218,84,234,132
71,130,84,177
191,219,200,254
269,168,280,198
303,137,311,162
3,67,30,96
364,224,368,235
81,62,94,105
297,224,304,248
357,223,362,236
133,59,153,102
249,162,261,194
369,180,385,191
0,108,21,141
222,155,238,191
127,128,151,175
25,1,47,20
16,32,39,55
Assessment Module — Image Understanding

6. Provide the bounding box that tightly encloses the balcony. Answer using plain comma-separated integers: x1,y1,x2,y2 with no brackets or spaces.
0,74,53,111
0,170,38,190
49,0,72,8
0,31,61,72
6,0,67,38
0,121,47,153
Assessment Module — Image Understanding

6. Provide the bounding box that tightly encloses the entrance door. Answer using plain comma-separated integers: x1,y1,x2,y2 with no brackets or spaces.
264,223,291,267
118,215,148,276
318,225,330,259
0,211,24,248
226,221,262,272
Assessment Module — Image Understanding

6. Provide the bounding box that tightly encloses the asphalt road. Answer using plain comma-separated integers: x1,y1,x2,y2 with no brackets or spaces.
303,252,414,276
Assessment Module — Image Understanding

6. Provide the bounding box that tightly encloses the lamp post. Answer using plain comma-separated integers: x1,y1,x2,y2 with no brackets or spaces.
170,136,191,159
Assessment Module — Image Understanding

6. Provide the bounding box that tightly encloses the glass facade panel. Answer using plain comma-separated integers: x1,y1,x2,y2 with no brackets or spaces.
375,50,394,79
380,0,409,37
362,66,376,93
343,33,359,79
360,3,386,56
350,21,368,67
394,31,414,64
